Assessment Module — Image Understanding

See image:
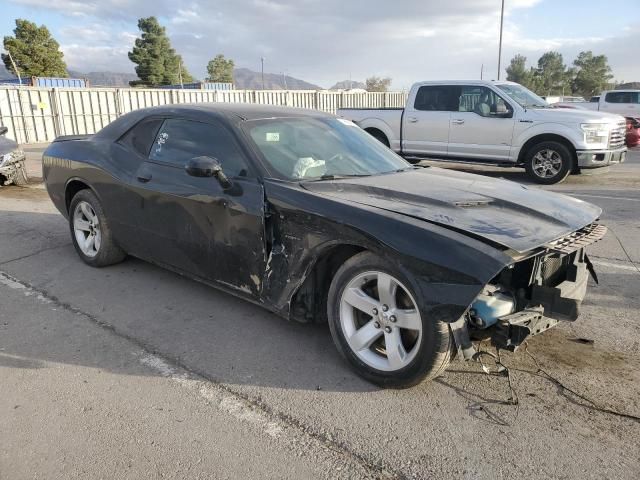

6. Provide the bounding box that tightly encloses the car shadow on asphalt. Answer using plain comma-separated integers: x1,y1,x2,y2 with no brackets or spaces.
0,211,378,393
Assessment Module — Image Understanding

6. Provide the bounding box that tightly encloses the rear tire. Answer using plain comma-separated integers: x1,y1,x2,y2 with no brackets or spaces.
69,189,126,267
524,141,573,184
327,251,455,388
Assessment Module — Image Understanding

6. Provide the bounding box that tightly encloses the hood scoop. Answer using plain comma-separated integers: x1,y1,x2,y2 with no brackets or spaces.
453,200,493,208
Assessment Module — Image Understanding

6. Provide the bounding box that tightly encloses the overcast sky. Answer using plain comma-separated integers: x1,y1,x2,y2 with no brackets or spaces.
2,0,639,89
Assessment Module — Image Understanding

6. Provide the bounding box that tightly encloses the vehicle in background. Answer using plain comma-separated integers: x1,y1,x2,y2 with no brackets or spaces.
338,80,626,184
626,118,640,147
0,126,28,186
568,90,640,117
556,90,640,147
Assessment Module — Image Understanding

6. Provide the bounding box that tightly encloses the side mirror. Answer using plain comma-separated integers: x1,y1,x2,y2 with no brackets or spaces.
491,103,513,118
185,156,232,189
0,126,8,136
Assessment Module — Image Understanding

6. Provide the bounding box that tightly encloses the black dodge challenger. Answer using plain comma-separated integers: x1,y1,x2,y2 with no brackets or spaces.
43,104,606,387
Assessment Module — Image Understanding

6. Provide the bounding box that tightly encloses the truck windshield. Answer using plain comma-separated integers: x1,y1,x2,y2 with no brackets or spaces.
243,117,410,181
496,84,550,109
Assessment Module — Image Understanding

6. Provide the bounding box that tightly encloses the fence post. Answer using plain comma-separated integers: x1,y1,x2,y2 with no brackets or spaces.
114,89,122,117
50,87,65,137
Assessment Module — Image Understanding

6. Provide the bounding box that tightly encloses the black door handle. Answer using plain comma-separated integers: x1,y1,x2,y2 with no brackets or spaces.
137,173,152,183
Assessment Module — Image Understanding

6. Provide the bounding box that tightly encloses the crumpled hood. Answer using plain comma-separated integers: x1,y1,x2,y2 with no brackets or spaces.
302,167,602,253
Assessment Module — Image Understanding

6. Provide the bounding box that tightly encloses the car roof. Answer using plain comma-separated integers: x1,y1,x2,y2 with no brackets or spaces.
151,103,334,121
412,80,519,87
94,103,334,140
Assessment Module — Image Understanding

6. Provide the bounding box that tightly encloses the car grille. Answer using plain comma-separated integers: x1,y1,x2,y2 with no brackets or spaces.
609,122,626,149
545,223,608,254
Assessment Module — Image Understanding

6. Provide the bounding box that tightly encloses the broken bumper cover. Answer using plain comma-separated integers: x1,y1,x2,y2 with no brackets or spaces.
576,147,626,168
492,252,592,350
0,150,26,185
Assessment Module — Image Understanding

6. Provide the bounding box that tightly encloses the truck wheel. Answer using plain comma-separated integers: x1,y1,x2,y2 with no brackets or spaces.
366,129,390,147
327,251,455,388
69,189,126,267
524,141,573,184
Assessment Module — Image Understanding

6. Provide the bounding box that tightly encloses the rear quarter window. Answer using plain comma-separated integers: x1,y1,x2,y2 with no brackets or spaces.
118,118,164,157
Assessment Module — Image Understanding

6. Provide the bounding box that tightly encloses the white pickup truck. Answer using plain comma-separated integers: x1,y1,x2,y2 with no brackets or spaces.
577,90,640,119
338,80,627,184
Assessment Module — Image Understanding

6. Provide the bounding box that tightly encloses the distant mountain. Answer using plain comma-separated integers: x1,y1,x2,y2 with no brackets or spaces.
330,80,366,90
232,67,321,90
1,64,322,90
68,70,138,87
0,64,137,87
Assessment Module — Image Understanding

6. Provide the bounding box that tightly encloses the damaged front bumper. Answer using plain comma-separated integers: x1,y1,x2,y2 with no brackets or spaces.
0,149,27,186
454,223,606,356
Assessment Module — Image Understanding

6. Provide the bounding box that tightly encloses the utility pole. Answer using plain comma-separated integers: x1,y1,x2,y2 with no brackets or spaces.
282,71,287,89
497,0,505,80
480,64,484,80
261,57,265,90
6,50,22,85
178,60,184,89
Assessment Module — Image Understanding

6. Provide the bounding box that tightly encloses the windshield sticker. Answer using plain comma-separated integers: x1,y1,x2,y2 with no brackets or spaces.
266,132,280,142
337,118,357,127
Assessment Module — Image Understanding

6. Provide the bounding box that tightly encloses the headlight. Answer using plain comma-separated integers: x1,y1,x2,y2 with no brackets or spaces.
580,123,609,144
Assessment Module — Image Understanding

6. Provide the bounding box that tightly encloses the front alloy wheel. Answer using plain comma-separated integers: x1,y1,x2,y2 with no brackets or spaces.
525,141,572,184
340,271,422,372
327,252,454,388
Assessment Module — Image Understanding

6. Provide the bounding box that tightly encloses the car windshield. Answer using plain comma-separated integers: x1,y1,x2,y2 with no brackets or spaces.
496,83,550,108
243,117,410,181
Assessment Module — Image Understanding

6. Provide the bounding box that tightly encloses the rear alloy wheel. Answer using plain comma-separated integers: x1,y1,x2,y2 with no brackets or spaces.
525,141,572,184
69,189,126,267
327,252,454,388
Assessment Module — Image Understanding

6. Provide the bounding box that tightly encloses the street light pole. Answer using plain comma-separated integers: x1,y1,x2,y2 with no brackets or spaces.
497,0,505,80
261,57,265,90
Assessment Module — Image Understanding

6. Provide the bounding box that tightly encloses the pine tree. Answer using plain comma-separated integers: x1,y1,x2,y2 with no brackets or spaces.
128,17,193,87
2,19,68,78
206,54,234,83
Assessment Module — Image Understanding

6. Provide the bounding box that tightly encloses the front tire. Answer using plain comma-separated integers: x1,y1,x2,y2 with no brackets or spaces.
524,141,573,184
69,189,126,267
327,252,455,388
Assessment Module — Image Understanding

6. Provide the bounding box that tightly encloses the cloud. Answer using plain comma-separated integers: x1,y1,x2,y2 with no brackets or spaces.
7,0,638,87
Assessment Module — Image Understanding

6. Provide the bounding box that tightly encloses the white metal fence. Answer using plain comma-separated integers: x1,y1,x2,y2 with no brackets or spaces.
0,86,407,144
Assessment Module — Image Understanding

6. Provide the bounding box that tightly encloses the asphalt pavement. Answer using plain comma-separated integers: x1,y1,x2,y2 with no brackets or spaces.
1,146,639,479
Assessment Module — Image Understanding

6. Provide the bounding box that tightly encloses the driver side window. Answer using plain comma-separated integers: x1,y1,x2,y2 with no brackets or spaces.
459,86,511,118
150,118,249,177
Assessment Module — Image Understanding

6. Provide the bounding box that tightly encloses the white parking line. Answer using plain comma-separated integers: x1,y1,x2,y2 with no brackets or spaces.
592,260,640,273
563,193,640,202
